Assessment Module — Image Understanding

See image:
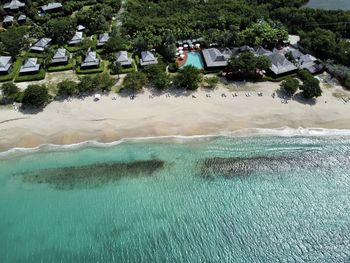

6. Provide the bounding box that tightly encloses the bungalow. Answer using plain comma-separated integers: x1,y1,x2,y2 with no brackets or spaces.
202,48,230,69
68,32,83,45
254,46,272,56
17,14,26,23
51,48,68,65
4,0,25,11
20,58,40,74
81,51,100,69
267,51,297,76
40,2,63,14
97,33,110,47
30,38,52,52
140,51,158,66
116,51,132,66
3,15,14,26
0,56,12,75
77,25,86,31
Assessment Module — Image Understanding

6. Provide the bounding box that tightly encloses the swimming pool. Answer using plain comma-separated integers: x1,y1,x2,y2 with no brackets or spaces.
181,52,204,70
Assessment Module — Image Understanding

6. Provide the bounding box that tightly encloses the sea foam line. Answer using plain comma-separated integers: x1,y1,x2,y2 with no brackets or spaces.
1,127,350,158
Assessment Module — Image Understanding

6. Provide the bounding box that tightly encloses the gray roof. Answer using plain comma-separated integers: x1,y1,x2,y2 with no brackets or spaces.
81,51,100,68
30,37,52,52
254,46,272,56
4,0,25,10
18,14,26,21
0,56,12,72
297,54,321,73
267,51,297,75
20,58,40,73
68,32,83,45
202,48,228,68
116,51,132,66
97,33,110,46
286,47,304,60
51,48,68,64
3,15,14,23
140,51,158,66
77,25,85,31
41,2,63,12
240,45,255,52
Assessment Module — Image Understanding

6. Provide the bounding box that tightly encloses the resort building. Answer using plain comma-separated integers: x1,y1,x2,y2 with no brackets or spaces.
116,51,132,66
97,33,110,47
4,0,25,11
30,38,52,52
40,2,63,14
2,15,14,26
81,51,100,68
202,48,231,69
51,48,68,65
20,58,40,74
77,25,86,31
68,32,84,45
267,51,297,76
140,51,158,66
297,54,323,74
17,14,26,23
0,56,12,75
254,46,272,56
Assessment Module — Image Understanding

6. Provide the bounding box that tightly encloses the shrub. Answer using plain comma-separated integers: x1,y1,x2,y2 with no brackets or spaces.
57,80,78,97
22,84,49,108
122,72,148,93
14,69,46,82
175,65,202,90
280,78,299,95
0,82,19,99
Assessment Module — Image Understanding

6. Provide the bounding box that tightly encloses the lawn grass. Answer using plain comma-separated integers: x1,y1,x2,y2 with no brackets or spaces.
76,61,105,74
64,44,82,53
48,59,75,72
14,68,46,82
0,58,23,82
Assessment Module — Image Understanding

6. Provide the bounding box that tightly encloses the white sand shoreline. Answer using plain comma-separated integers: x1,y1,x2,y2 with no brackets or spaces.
1,80,350,152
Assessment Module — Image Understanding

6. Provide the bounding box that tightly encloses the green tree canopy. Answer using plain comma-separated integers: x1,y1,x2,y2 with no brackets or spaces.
240,19,288,47
228,52,271,75
0,26,28,59
0,82,19,99
280,78,299,95
22,85,49,108
57,80,78,97
175,65,202,90
123,72,148,93
44,17,76,45
143,65,171,90
298,70,322,99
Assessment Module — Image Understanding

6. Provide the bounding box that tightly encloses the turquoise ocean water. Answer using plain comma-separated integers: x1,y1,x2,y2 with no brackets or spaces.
1,132,350,262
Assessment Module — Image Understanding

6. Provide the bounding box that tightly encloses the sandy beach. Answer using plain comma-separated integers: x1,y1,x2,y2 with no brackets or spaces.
1,79,350,152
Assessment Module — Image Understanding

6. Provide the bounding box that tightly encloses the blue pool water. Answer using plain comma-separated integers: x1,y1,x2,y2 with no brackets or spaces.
1,134,350,262
181,52,204,69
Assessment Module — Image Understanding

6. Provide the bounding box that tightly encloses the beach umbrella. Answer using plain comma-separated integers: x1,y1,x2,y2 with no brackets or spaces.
189,44,194,49
195,43,200,48
183,44,189,49
94,94,101,100
179,50,184,54
176,52,180,56
178,46,183,50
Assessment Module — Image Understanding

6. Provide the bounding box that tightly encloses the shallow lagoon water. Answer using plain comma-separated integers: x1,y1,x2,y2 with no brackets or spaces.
1,135,350,262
